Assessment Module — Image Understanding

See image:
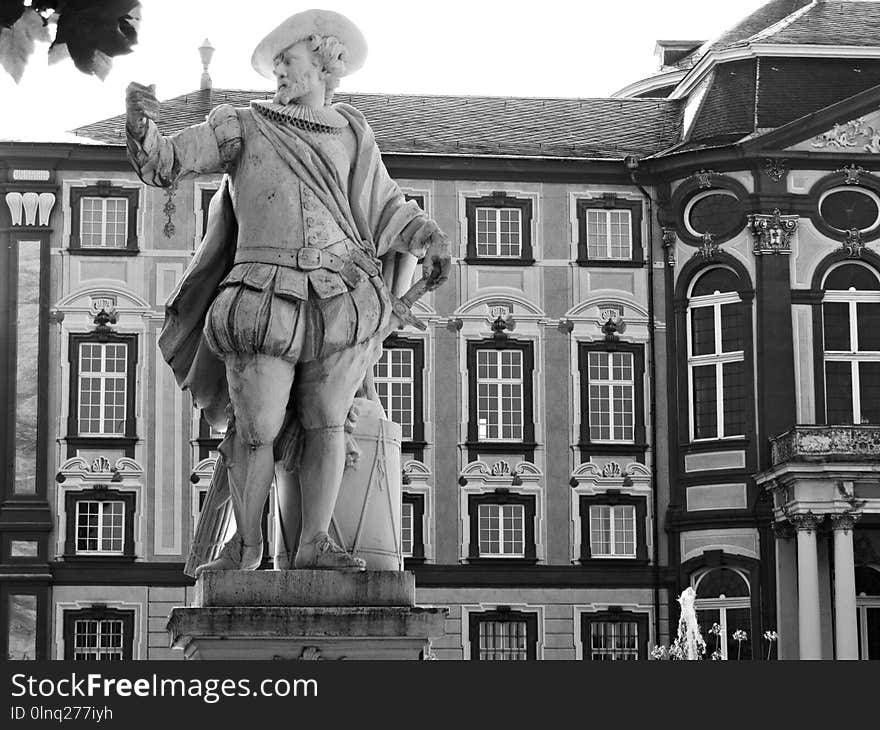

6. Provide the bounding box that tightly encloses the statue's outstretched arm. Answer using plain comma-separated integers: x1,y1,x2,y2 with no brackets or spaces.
125,82,242,187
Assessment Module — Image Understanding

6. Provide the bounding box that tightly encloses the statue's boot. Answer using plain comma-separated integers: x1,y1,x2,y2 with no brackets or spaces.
294,532,366,571
194,533,264,575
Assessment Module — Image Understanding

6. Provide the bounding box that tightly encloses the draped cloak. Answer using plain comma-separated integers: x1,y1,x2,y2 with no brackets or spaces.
152,104,426,574
157,103,425,428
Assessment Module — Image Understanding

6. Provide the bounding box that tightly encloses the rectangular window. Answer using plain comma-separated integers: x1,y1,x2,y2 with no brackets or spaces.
823,297,880,425
80,197,128,248
589,505,636,558
688,297,746,441
374,348,414,440
478,503,524,557
72,619,124,660
476,349,523,441
469,609,538,661
78,342,127,436
401,501,414,558
75,500,125,554
588,351,634,442
586,209,632,260
475,207,522,258
478,620,528,660
589,621,640,660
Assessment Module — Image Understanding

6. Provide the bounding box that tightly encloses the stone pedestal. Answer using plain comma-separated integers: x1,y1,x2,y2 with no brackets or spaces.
168,570,447,660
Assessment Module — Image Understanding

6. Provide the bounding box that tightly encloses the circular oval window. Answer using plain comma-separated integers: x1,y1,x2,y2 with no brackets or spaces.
684,190,744,239
818,187,880,232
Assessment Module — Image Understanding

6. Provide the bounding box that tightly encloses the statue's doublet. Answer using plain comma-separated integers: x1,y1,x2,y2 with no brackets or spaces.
202,106,385,364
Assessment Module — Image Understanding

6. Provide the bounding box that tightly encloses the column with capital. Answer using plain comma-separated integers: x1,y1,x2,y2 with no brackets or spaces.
791,512,823,659
830,513,859,660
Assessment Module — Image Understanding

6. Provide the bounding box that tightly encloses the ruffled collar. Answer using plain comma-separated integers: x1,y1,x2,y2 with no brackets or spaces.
251,99,348,134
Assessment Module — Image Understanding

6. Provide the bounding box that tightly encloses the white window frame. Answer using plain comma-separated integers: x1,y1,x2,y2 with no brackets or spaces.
478,503,525,558
686,284,745,442
476,349,524,441
589,504,636,558
822,266,880,425
477,619,529,660
693,568,751,661
75,499,125,555
589,620,640,660
475,206,522,258
585,208,633,260
72,618,125,660
587,351,635,443
79,196,129,248
401,500,414,558
857,592,880,660
77,341,128,437
374,347,414,440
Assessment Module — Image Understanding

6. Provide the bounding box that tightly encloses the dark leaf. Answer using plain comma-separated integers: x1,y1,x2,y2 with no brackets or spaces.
53,0,140,76
0,0,26,30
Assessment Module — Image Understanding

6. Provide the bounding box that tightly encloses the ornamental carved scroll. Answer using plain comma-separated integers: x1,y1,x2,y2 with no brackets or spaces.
748,209,798,255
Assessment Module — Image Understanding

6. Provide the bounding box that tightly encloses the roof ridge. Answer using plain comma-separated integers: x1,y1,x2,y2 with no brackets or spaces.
742,0,817,44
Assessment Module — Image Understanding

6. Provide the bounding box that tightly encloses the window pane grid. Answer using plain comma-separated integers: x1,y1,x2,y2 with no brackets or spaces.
586,209,632,259
590,621,639,660
478,620,528,660
824,296,880,425
475,207,522,258
373,348,414,440
401,501,414,557
73,619,124,660
587,351,635,442
80,197,128,248
589,505,636,557
478,503,525,557
476,349,523,441
78,342,127,436
76,500,124,554
688,297,746,441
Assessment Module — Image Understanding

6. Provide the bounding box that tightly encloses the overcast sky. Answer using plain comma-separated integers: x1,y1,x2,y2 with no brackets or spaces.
0,0,769,140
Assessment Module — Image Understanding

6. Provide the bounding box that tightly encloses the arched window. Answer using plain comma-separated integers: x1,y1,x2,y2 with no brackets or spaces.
856,565,880,660
693,567,752,660
686,267,747,441
821,263,880,425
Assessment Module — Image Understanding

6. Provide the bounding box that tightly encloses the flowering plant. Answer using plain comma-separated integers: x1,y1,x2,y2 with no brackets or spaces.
763,629,778,660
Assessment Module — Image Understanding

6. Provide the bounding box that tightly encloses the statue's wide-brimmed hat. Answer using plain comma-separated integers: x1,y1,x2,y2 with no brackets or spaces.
251,9,367,79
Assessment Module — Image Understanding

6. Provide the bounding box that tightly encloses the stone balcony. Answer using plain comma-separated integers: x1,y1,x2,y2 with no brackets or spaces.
770,425,880,466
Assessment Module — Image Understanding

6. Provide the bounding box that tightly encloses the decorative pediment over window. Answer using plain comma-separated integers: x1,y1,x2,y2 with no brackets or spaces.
786,108,880,153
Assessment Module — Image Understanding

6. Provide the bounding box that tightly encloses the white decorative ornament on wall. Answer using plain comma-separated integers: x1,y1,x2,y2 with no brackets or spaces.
4,191,55,226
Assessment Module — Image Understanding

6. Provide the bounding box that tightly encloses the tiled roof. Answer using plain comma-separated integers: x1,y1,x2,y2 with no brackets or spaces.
72,88,683,160
756,1,880,45
709,0,813,51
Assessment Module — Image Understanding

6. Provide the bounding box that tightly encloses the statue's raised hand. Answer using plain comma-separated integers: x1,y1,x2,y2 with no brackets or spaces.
411,220,451,291
126,82,159,139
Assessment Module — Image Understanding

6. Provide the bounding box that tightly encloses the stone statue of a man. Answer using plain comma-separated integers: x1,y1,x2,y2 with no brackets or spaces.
125,9,450,573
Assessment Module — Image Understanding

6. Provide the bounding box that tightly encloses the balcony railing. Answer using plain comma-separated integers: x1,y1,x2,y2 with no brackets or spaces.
770,425,880,466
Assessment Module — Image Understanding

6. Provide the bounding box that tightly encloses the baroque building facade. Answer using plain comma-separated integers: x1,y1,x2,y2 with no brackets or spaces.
2,0,879,660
